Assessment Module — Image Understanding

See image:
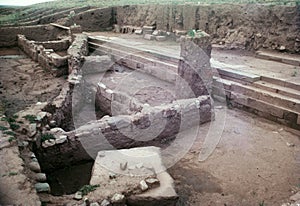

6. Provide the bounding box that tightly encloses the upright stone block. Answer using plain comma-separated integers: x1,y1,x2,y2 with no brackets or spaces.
176,32,212,99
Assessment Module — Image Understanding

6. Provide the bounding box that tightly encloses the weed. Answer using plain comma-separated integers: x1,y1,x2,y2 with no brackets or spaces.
10,123,20,131
259,201,265,206
41,133,55,142
8,172,18,176
291,70,297,77
0,125,9,131
79,184,100,195
23,115,36,123
8,136,16,143
4,131,15,137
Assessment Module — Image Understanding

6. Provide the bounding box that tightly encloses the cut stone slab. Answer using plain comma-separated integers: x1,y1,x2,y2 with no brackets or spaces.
88,147,178,205
144,34,155,41
82,55,112,74
156,36,167,41
214,67,261,83
256,50,300,66
134,29,143,35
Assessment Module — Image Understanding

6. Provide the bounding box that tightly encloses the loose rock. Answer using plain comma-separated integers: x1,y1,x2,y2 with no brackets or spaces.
111,193,125,203
29,161,41,173
139,180,149,191
35,183,50,193
74,191,83,200
100,199,110,206
35,173,47,182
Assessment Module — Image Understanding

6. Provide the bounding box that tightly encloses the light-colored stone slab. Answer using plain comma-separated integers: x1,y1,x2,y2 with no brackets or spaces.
88,147,178,205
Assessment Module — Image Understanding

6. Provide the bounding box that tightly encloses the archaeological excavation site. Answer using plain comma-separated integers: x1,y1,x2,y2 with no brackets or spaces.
0,0,299,205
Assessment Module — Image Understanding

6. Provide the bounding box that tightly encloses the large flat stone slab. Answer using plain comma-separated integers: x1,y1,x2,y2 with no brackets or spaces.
88,147,178,205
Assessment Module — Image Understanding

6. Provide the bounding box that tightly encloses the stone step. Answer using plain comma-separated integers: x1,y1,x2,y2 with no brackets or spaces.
232,83,300,113
89,42,177,83
256,50,300,66
261,76,300,91
88,36,180,65
231,92,300,128
253,80,300,100
213,77,300,113
213,67,261,83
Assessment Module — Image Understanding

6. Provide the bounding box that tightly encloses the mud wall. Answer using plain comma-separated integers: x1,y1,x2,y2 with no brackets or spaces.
116,4,300,53
0,25,68,47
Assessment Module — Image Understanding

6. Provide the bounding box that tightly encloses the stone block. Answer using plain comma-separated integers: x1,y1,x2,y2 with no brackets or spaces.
156,36,167,41
83,55,112,74
89,147,178,205
144,34,155,41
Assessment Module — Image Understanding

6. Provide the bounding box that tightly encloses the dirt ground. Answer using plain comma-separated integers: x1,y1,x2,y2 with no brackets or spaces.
169,107,300,206
0,47,64,116
0,47,299,205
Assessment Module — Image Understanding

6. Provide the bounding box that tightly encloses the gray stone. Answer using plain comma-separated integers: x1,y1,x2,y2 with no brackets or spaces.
83,55,112,74
156,36,167,41
55,135,67,144
134,29,143,35
111,193,125,203
42,139,56,148
36,112,47,121
89,147,178,205
139,180,149,191
152,30,159,36
35,183,50,193
290,191,300,202
100,199,110,206
143,34,155,41
49,120,56,127
279,45,286,51
143,26,155,30
29,123,37,137
90,203,100,206
74,191,83,200
29,161,41,173
145,177,160,188
35,173,47,182
175,30,187,35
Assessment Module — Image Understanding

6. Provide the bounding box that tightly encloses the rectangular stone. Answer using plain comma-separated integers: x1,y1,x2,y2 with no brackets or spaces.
215,67,261,83
89,147,178,205
144,34,155,41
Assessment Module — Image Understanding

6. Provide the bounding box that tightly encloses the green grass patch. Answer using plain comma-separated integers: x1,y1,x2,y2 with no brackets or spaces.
8,172,18,176
79,184,100,195
8,136,16,142
41,133,55,142
4,131,15,137
0,125,9,131
9,123,20,131
23,115,36,123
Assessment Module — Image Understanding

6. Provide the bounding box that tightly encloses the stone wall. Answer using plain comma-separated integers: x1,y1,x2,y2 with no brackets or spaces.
35,95,213,171
17,35,69,76
0,24,69,47
115,4,300,53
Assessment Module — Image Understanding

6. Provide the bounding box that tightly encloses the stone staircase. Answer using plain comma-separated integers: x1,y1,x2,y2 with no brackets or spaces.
87,35,300,130
213,73,300,130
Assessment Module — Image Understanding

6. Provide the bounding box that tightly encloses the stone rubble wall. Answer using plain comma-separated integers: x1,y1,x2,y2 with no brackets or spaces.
17,35,69,77
35,95,213,171
115,4,300,53
35,39,70,51
67,34,89,74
